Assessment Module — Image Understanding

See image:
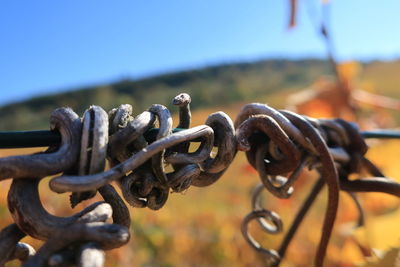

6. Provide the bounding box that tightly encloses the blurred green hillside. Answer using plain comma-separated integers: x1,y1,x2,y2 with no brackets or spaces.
0,58,398,130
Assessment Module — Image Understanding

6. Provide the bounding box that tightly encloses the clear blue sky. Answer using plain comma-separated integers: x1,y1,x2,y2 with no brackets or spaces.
1,0,400,105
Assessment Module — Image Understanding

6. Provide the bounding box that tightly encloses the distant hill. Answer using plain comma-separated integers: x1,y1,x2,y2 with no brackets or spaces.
0,58,399,131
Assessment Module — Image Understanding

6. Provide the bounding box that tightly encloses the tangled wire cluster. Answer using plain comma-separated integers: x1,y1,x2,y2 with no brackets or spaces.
235,104,400,266
0,94,399,266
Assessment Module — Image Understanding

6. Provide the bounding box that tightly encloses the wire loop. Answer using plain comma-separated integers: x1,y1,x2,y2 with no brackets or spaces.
0,97,398,266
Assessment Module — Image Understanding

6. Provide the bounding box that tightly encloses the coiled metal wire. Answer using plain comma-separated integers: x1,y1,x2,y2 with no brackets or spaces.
0,95,398,266
236,103,400,266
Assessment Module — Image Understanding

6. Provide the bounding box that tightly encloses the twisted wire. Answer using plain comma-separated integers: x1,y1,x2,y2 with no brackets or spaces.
0,93,236,266
0,96,398,266
237,103,400,266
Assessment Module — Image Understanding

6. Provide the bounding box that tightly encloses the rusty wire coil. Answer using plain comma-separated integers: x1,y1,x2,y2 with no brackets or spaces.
0,93,236,266
0,96,399,266
236,103,400,266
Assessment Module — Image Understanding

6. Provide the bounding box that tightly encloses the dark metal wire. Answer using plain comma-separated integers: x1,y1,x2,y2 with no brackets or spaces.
0,131,61,148
0,129,398,149
361,130,400,139
0,128,185,149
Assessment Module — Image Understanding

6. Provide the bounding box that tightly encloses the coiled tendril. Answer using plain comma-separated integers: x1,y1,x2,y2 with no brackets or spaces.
237,103,400,266
0,97,398,266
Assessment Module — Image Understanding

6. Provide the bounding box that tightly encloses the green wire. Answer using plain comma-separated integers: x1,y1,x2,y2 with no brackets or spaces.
0,128,185,149
0,129,399,149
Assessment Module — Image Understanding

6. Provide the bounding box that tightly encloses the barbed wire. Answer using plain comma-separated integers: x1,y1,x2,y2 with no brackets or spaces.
0,93,399,266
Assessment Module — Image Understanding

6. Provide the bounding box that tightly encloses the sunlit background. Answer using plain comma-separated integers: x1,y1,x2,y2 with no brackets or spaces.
2,0,400,105
1,1,400,266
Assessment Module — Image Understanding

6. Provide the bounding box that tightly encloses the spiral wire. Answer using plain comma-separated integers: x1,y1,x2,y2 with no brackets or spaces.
0,95,398,266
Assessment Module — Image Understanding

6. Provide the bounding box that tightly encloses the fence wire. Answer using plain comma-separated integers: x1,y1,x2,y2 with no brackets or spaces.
0,93,399,267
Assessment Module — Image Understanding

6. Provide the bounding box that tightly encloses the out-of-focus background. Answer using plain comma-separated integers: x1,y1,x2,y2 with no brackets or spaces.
1,0,400,266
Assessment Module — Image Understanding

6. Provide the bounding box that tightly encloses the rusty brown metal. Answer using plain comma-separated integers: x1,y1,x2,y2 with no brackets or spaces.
0,97,398,266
